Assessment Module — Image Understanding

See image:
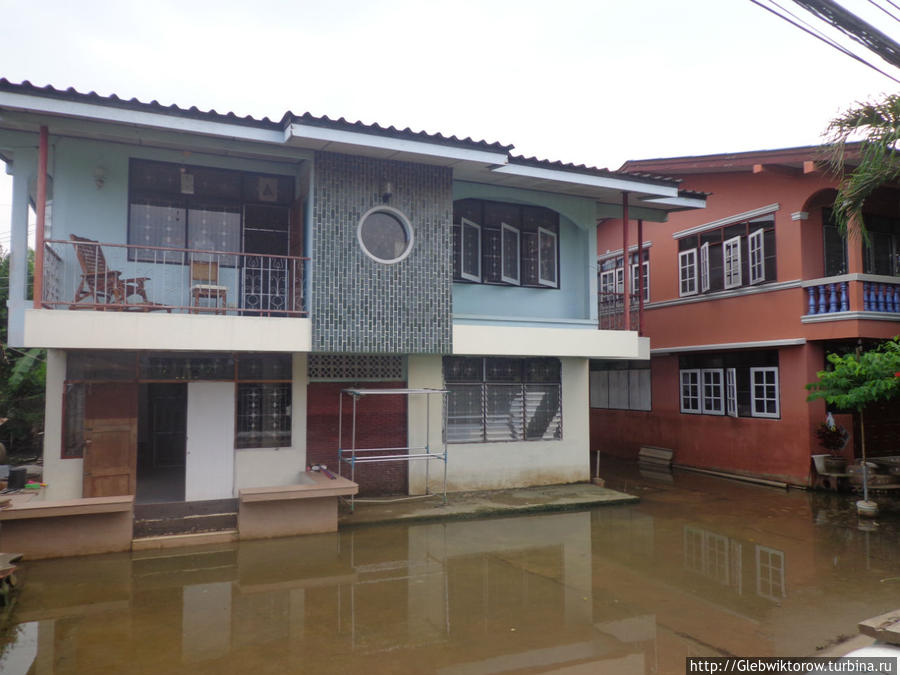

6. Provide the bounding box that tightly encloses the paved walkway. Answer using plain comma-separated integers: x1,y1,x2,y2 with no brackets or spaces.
338,481,638,527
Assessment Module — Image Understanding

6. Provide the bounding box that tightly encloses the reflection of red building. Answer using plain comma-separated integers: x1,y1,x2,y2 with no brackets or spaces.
592,146,900,485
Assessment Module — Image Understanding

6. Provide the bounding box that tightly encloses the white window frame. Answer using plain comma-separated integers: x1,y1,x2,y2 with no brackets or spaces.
725,367,737,417
723,235,742,289
500,222,520,285
680,369,701,414
631,260,650,302
748,228,765,285
599,269,617,294
701,368,725,415
755,545,786,601
537,226,558,287
459,217,481,282
750,367,780,418
679,249,698,297
700,242,710,293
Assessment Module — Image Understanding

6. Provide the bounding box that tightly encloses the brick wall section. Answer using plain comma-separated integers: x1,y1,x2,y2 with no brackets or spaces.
311,152,453,353
307,381,408,496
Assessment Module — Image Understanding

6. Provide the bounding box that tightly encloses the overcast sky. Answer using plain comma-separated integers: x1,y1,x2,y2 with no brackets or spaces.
2,0,899,247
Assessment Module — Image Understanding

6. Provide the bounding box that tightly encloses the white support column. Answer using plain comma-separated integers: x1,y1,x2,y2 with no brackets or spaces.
7,152,36,347
407,355,444,495
42,349,83,500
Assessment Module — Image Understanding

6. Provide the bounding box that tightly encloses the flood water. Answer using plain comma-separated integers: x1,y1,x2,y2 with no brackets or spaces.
2,460,900,675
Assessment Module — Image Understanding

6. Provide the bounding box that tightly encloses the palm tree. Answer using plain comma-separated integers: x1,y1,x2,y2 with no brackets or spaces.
825,93,900,239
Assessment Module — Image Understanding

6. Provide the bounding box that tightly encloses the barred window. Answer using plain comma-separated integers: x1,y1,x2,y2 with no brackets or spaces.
236,354,292,449
444,357,562,444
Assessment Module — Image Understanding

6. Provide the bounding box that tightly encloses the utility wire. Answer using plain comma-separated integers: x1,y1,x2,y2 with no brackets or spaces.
0,345,46,364
867,0,900,23
792,0,900,69
749,0,900,82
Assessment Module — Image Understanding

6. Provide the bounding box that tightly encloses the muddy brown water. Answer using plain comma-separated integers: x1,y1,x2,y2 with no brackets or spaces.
1,460,899,674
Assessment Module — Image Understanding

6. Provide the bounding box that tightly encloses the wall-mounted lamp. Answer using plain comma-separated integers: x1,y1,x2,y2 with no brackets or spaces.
381,180,393,203
93,166,107,189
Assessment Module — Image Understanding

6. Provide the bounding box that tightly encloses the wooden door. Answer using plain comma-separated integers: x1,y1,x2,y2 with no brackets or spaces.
83,382,138,498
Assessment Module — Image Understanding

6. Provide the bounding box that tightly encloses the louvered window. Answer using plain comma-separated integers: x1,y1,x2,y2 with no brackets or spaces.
444,357,562,444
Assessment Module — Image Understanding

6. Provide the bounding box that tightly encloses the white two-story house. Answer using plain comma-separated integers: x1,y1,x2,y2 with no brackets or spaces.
0,79,704,520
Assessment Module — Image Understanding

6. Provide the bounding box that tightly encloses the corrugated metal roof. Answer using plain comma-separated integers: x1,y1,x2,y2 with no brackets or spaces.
0,79,705,198
508,154,682,189
0,79,512,153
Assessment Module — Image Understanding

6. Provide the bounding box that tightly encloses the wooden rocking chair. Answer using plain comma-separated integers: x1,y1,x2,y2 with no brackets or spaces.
70,234,155,309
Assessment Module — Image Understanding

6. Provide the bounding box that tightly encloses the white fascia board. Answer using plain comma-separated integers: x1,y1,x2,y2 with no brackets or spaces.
641,195,707,209
491,163,679,198
673,203,780,239
0,91,286,144
598,241,653,261
287,123,509,166
453,323,646,359
650,337,806,354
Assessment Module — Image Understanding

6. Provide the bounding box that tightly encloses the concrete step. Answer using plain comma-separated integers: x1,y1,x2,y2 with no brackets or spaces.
133,513,237,538
134,498,238,520
133,499,238,538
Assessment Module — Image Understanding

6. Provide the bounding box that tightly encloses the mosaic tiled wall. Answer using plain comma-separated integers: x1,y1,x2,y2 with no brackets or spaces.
311,152,453,353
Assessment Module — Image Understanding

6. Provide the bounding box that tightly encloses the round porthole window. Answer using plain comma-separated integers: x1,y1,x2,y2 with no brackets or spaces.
357,206,414,264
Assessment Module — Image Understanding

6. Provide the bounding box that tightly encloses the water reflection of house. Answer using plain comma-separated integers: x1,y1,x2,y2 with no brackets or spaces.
0,79,706,547
591,145,900,486
7,512,662,674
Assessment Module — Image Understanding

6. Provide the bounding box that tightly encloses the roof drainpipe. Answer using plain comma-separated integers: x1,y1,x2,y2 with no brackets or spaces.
33,125,48,309
637,218,644,336
622,192,630,331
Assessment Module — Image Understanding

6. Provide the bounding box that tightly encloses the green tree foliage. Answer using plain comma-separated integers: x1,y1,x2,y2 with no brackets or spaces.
807,338,900,500
806,339,900,411
825,94,900,239
0,248,45,456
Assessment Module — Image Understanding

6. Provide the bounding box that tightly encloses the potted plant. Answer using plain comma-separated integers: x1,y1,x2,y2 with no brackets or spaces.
815,420,848,473
807,338,900,516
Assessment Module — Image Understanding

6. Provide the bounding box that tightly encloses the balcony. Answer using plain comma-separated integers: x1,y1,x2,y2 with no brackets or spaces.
41,238,308,317
598,291,640,331
802,275,900,322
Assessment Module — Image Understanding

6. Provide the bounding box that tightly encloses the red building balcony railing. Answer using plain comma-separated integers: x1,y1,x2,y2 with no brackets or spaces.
803,275,900,318
41,238,308,317
598,291,639,331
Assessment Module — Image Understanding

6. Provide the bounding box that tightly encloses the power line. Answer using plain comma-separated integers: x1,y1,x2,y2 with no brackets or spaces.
867,0,900,23
791,0,900,69
749,0,900,82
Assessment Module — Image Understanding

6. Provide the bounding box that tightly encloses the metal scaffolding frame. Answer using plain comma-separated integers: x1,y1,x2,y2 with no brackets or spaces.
337,387,449,512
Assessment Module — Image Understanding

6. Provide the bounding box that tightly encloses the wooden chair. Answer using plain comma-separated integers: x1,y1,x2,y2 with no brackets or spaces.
190,260,228,314
70,234,151,307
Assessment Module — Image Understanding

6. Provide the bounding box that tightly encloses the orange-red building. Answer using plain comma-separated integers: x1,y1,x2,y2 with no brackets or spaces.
591,145,900,485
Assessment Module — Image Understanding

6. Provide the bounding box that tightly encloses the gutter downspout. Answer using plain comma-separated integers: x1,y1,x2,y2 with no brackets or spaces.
622,192,630,331
32,125,48,309
637,218,644,336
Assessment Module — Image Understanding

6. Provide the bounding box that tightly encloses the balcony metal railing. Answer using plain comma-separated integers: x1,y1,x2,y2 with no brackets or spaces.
42,238,308,317
598,291,640,331
804,276,900,316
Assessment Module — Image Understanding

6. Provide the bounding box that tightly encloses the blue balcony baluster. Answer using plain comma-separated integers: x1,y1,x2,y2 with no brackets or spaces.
863,282,872,311
840,281,848,311
828,283,838,313
877,283,886,312
807,286,817,315
892,285,900,313
818,285,827,314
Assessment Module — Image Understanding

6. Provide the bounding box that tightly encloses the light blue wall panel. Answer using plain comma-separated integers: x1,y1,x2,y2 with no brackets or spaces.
44,137,304,310
452,181,598,323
